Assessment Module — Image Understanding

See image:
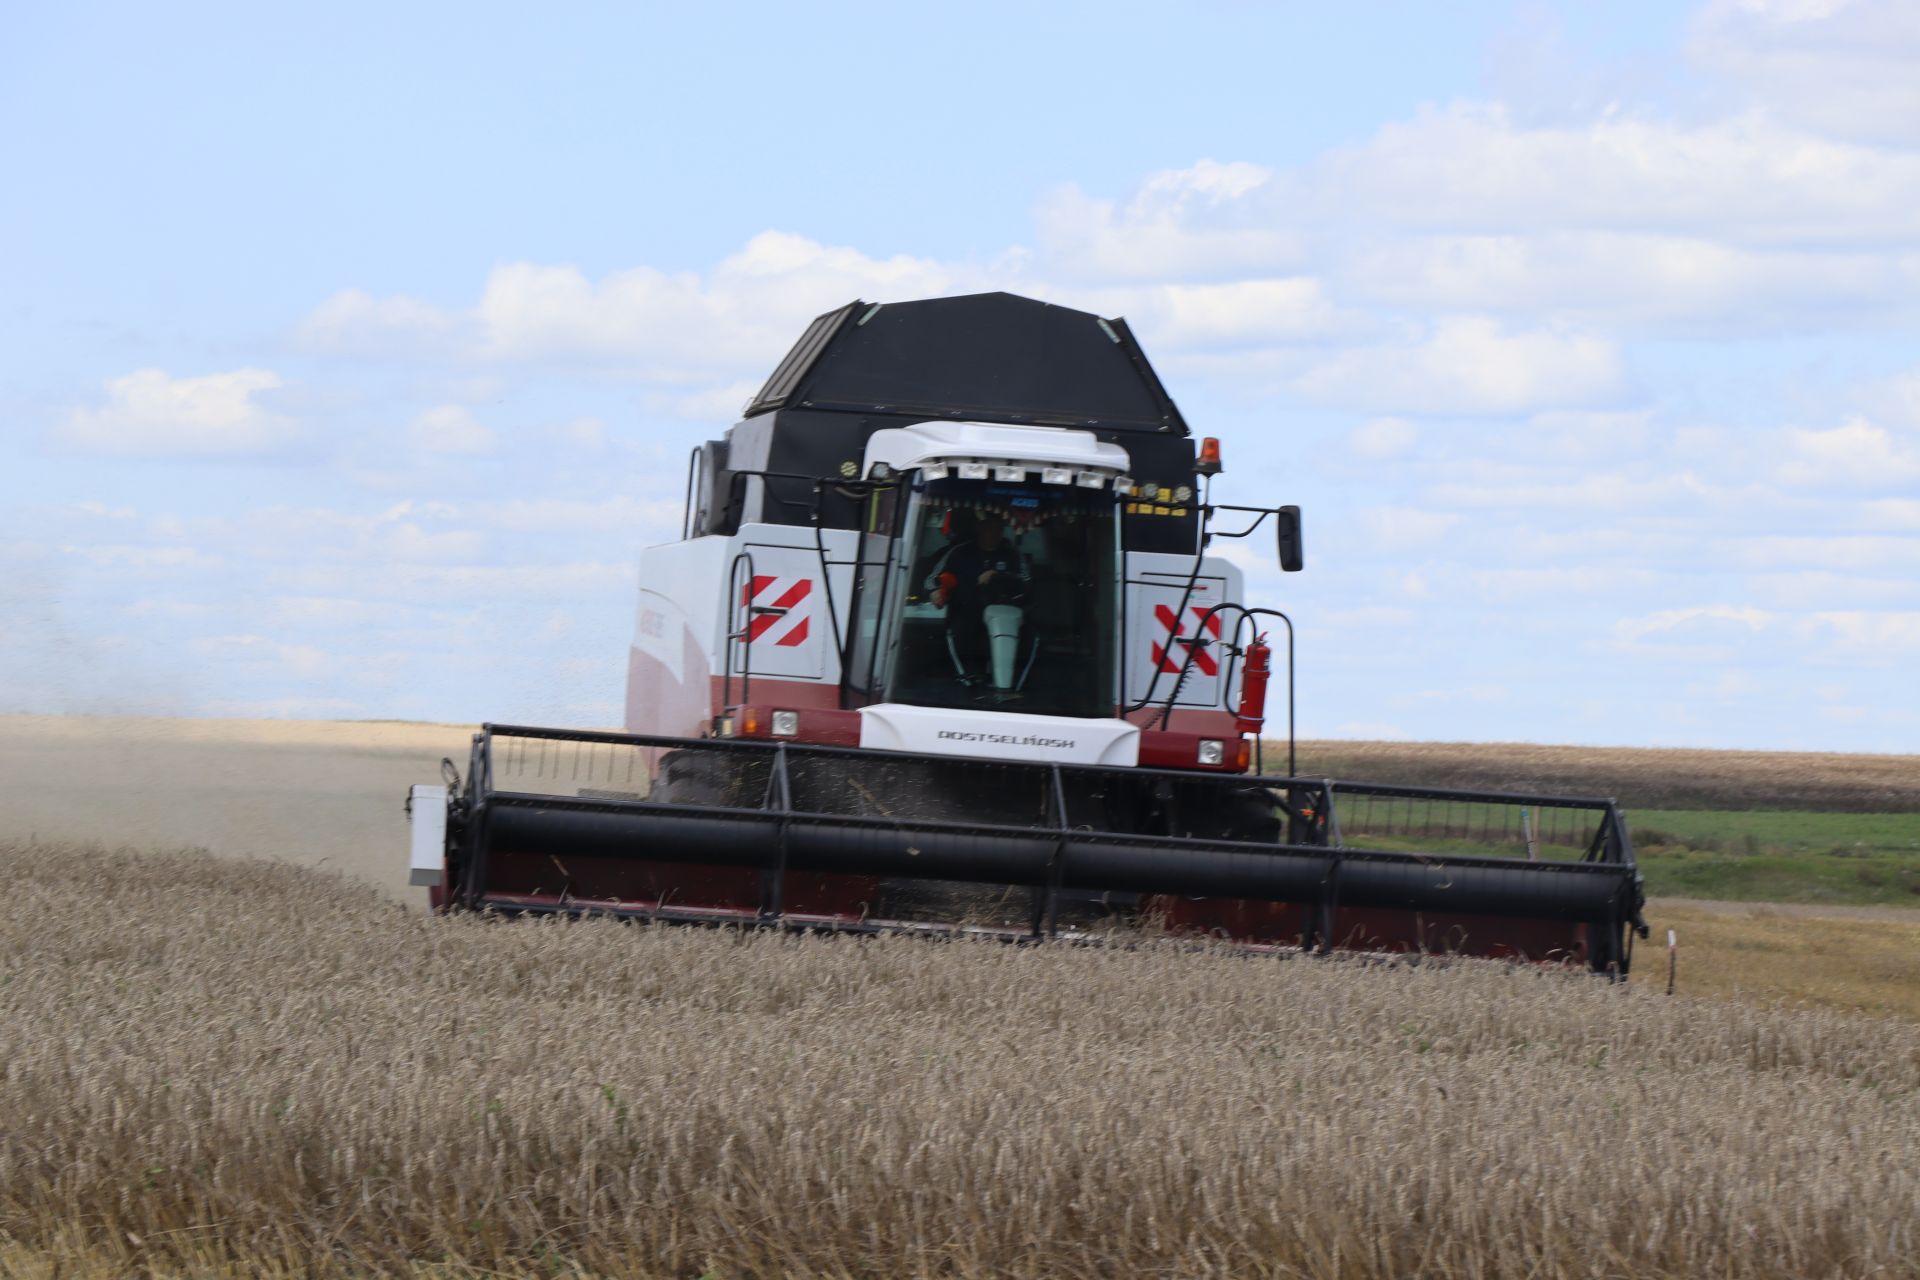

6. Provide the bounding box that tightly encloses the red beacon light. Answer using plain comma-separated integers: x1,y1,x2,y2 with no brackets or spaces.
1196,436,1223,476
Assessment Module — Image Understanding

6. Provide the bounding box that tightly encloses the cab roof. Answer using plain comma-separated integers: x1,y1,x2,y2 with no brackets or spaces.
745,292,1188,437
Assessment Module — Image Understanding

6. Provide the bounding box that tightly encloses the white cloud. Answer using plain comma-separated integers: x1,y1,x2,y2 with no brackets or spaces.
1391,685,1509,706
298,227,1353,408
1860,498,1920,530
1306,103,1920,246
58,368,296,457
408,405,495,454
268,596,389,627
1732,534,1920,573
1320,606,1417,627
1358,506,1461,551
305,232,975,374
186,501,482,566
1294,316,1624,414
1745,569,1918,608
1685,669,1767,700
1202,538,1271,579
1427,463,1717,511
638,381,763,423
374,521,485,562
288,109,1913,421
76,502,137,520
1468,567,1665,604
485,496,682,536
553,416,608,450
193,634,334,679
1523,410,1652,460
1873,370,1920,427
1349,417,1418,459
123,598,211,620
1112,278,1342,348
300,289,462,355
1801,610,1920,657
355,561,631,598
1034,161,1298,281
1612,604,1775,646
1777,417,1920,490
57,544,217,569
1345,232,1920,331
1691,0,1920,145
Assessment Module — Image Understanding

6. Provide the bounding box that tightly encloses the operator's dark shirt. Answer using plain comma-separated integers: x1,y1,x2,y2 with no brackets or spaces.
923,538,1029,609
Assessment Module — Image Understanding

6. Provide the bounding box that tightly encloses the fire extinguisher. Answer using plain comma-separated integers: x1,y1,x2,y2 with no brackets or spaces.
1236,634,1270,736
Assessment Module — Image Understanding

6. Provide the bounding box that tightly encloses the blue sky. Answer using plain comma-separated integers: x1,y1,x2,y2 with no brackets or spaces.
4,0,1917,750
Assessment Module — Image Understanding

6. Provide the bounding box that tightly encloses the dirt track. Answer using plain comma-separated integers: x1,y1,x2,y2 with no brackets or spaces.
0,715,475,902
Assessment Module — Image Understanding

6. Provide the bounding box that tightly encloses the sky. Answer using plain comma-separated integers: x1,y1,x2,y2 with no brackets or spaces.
3,0,1918,751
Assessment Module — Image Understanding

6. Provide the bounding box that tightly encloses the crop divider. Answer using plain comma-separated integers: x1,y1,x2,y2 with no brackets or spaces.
759,744,794,922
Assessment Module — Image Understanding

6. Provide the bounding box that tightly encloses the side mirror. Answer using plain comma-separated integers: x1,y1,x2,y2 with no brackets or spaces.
1276,505,1304,572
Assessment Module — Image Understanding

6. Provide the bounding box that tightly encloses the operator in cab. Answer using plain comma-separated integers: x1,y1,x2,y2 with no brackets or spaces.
922,509,1028,683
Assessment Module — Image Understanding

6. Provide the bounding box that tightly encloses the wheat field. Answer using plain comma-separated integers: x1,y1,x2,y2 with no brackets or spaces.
4,841,1918,1279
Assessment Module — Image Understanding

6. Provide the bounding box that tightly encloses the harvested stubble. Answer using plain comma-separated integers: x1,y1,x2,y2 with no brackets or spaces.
1288,739,1920,813
4,842,1919,1280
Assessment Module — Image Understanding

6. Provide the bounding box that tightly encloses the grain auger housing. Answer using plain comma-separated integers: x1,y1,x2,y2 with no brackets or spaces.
408,292,1648,973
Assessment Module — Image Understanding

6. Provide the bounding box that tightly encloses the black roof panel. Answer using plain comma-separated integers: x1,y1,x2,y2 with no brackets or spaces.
744,291,1187,435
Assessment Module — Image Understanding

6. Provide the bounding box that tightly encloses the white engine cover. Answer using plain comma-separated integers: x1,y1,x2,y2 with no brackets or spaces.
858,703,1140,767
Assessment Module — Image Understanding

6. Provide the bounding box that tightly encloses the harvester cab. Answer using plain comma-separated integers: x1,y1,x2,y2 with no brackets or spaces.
409,292,1648,974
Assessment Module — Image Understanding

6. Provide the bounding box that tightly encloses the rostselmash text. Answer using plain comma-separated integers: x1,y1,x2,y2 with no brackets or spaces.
936,730,1077,750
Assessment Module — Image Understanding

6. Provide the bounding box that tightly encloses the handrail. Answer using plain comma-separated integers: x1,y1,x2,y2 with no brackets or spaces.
681,444,701,539
721,549,759,712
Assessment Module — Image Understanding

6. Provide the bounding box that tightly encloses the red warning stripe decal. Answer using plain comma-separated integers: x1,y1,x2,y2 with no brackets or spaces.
742,576,814,647
1151,604,1220,675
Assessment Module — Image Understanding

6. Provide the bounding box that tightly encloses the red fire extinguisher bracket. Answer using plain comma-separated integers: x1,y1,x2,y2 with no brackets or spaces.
1235,634,1271,736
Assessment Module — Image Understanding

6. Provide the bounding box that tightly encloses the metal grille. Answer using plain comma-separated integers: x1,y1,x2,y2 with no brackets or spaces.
483,732,656,802
1323,783,1622,864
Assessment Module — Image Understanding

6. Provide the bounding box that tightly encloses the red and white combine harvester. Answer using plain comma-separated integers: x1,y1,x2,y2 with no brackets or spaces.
408,293,1648,973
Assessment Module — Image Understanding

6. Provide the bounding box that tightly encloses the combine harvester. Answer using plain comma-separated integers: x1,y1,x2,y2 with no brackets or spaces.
408,293,1648,973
